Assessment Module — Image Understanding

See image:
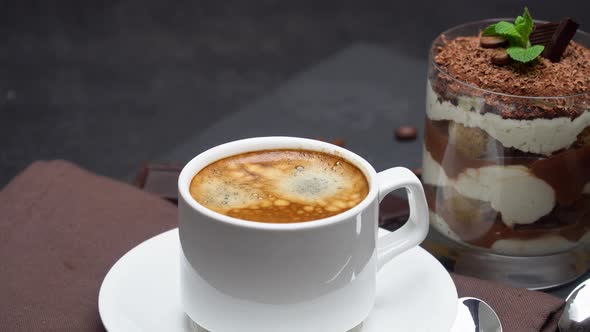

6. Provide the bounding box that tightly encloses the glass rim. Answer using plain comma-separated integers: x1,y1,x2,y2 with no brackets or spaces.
430,18,590,100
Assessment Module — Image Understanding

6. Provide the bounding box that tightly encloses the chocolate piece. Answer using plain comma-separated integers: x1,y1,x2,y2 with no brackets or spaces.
491,49,510,66
394,126,418,140
540,18,579,62
135,163,183,203
480,35,508,49
134,162,150,188
530,19,579,62
530,22,559,46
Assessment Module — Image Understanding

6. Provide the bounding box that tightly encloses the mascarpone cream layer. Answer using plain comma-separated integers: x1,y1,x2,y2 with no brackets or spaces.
426,82,590,156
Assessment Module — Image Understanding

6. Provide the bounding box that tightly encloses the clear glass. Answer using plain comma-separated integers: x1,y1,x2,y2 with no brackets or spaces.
423,19,590,257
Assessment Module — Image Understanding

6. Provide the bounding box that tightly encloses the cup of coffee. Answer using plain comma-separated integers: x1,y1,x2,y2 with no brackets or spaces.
178,137,428,332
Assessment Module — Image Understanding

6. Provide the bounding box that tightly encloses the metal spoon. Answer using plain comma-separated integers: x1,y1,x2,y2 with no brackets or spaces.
558,277,590,332
451,297,502,332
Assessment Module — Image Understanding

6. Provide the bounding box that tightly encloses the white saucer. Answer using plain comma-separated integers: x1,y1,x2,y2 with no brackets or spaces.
99,229,457,332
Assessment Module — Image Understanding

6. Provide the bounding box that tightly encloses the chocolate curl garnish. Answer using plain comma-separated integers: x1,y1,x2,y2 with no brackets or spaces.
530,18,579,62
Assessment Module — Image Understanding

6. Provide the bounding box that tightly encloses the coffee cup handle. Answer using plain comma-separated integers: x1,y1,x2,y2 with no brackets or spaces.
375,167,429,270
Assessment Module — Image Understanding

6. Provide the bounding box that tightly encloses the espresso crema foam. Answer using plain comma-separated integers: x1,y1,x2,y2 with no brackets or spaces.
190,149,370,223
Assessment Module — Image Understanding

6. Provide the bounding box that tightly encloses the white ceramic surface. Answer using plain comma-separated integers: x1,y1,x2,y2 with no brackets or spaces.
177,136,430,332
99,229,458,332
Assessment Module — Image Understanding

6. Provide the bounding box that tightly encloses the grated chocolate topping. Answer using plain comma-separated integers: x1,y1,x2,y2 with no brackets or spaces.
431,35,590,119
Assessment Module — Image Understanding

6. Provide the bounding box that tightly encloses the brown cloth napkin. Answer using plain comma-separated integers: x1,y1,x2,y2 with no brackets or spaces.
0,161,564,332
452,274,563,332
0,161,177,332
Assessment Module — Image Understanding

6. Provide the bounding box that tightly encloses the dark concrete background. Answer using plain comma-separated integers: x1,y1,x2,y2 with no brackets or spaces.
1,0,589,186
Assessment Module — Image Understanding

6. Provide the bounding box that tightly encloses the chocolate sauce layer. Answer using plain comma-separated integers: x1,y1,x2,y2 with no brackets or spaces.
425,184,590,249
424,118,590,205
531,148,590,204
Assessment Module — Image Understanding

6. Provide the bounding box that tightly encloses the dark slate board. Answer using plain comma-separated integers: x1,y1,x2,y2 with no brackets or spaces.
159,43,427,172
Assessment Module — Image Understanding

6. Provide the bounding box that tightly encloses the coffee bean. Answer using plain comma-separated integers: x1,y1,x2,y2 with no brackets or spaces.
315,137,346,147
394,126,418,141
491,50,511,66
480,36,508,49
331,138,346,147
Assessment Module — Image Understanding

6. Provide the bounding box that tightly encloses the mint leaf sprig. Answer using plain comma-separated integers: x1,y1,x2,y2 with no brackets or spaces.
483,7,545,63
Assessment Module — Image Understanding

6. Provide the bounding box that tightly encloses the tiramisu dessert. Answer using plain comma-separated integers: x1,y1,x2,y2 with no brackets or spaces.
423,8,590,256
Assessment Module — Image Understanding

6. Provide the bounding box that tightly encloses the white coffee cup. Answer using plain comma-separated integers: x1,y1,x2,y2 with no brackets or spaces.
178,137,428,332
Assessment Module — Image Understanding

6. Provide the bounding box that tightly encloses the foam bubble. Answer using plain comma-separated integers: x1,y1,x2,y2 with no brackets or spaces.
195,177,260,209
